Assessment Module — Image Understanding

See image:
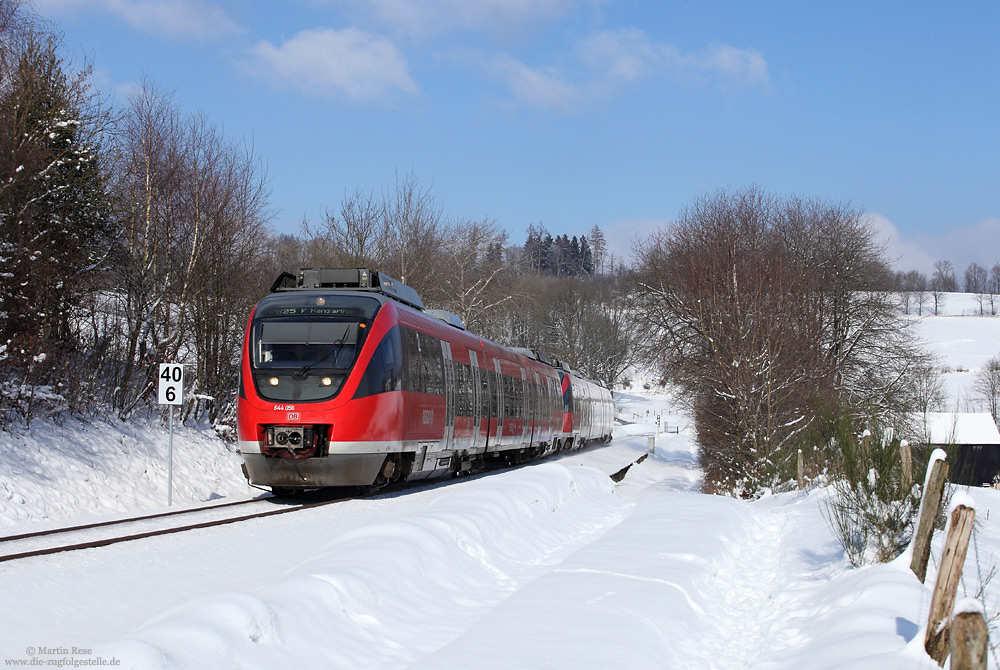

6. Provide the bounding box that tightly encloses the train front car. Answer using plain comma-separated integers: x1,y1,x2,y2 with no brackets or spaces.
236,269,414,492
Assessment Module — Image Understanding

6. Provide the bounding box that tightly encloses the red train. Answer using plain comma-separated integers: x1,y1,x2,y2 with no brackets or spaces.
236,268,614,493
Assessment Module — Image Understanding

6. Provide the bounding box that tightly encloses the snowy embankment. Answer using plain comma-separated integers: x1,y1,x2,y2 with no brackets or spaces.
0,415,258,527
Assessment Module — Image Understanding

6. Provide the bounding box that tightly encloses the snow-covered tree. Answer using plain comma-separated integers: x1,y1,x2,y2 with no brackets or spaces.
0,17,112,374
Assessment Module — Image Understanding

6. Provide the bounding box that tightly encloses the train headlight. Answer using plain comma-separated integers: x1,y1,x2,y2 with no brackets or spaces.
320,376,333,386
268,377,280,386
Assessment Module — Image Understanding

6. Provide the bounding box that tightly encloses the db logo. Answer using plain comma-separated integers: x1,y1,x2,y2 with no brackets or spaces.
287,412,300,421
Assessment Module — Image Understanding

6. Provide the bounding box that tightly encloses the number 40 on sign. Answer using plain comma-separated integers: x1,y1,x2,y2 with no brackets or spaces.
158,363,184,405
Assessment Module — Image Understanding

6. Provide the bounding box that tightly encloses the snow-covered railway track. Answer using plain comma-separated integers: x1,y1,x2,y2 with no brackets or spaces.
0,493,353,563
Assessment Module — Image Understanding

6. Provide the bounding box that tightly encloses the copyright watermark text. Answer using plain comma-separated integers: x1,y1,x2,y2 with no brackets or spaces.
4,647,119,667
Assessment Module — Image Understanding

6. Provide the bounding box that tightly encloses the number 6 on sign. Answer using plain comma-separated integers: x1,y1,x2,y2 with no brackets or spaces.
158,363,184,405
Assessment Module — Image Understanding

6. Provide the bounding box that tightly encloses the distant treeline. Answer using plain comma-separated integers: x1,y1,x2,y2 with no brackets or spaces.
891,260,1000,315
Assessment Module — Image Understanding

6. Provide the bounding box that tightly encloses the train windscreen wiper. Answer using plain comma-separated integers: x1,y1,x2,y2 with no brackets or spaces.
293,335,348,379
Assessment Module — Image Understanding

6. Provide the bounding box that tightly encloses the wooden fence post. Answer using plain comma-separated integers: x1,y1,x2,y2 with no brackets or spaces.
950,603,989,670
924,503,976,665
797,449,805,489
900,440,913,490
911,454,949,582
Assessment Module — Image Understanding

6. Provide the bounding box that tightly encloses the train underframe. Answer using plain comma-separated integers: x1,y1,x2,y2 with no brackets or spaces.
240,431,609,495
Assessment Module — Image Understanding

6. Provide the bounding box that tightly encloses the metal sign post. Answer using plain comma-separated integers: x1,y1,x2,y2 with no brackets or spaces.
158,363,184,506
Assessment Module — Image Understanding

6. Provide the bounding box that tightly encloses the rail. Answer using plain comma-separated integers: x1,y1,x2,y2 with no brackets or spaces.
0,493,352,563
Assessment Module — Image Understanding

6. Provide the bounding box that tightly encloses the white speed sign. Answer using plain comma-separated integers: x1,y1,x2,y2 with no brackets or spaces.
158,363,184,405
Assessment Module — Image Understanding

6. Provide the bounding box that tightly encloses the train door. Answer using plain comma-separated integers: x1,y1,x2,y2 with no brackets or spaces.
441,340,455,452
469,350,482,452
481,354,493,451
532,371,543,446
519,367,528,444
493,357,504,447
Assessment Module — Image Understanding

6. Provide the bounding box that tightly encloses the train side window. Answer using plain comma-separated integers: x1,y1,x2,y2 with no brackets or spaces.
421,332,443,396
454,362,467,415
355,326,403,399
461,362,473,416
403,327,422,394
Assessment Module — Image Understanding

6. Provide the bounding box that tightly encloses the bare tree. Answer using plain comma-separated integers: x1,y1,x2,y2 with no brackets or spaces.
633,187,923,494
381,171,446,296
634,188,830,492
909,358,948,417
105,80,271,420
302,187,383,268
105,81,186,416
973,356,1000,424
184,131,271,425
930,260,955,315
436,217,513,331
964,262,988,315
989,263,1000,315
299,172,447,302
897,269,928,315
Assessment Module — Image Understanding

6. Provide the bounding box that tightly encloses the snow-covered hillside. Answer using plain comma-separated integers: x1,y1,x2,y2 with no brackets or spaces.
0,294,999,668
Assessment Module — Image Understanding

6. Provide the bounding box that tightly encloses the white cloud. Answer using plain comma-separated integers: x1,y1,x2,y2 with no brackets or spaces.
603,216,666,265
247,27,418,103
344,0,572,39
481,54,580,111
868,213,1000,276
33,0,242,40
868,213,937,274
466,30,770,111
579,30,770,89
577,28,662,84
698,44,769,88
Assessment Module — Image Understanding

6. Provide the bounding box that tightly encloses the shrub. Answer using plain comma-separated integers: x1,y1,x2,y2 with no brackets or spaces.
822,420,921,566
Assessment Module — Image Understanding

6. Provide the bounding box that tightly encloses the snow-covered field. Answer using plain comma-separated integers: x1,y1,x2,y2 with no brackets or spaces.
1,294,999,669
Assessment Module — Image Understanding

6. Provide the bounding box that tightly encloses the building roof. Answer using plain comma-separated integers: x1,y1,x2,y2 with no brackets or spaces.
915,412,1000,446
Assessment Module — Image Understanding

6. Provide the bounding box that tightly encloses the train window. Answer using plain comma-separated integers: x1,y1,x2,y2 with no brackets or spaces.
420,332,444,397
400,327,447,397
403,327,423,394
354,326,403,399
253,322,359,370
456,362,472,416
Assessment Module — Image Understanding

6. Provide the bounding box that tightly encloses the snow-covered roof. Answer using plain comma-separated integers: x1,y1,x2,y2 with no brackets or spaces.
915,412,1000,446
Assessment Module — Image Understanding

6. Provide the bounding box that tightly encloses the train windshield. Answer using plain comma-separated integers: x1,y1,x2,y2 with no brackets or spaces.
249,293,381,402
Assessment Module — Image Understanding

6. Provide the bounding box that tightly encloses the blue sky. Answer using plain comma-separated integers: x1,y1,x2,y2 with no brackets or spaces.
34,0,1000,274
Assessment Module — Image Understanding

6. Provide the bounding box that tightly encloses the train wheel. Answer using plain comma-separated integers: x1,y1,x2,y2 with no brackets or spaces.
270,486,297,496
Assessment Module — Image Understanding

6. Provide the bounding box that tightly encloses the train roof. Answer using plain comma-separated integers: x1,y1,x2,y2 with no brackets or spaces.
267,269,602,387
271,268,425,311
